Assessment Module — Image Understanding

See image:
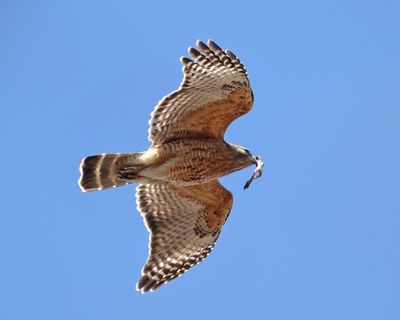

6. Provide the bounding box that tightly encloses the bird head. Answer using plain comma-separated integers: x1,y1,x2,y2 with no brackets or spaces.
229,144,257,163
228,143,264,189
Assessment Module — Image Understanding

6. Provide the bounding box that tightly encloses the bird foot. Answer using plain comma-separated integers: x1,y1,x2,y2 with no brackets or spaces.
244,156,264,190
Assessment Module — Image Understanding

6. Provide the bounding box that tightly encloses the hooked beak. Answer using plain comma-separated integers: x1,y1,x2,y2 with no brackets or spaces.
251,154,259,165
244,155,264,189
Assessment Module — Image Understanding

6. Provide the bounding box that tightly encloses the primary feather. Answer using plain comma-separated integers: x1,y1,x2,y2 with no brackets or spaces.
79,40,261,293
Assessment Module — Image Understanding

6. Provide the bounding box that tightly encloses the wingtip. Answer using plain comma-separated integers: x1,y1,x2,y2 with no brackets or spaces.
180,56,192,65
208,39,223,51
207,39,215,47
188,47,200,59
225,49,237,60
196,40,208,51
135,283,145,294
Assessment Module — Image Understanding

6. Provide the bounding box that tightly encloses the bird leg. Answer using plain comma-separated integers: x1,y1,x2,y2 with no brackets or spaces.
244,156,264,190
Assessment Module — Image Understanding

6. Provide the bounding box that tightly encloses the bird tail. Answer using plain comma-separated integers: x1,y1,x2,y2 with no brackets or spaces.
78,152,146,192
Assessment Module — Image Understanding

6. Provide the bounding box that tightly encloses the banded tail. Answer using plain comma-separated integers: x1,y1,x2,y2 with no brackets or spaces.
78,152,145,192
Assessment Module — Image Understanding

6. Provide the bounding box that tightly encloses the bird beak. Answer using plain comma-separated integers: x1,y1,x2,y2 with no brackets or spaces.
244,155,264,189
251,154,259,164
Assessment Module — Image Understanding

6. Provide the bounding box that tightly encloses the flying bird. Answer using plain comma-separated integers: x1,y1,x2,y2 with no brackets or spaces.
78,40,263,293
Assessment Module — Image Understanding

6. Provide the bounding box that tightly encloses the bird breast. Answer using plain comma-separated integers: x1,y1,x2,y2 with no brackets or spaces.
140,139,251,185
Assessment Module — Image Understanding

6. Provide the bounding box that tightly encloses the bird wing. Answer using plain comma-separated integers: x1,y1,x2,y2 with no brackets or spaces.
148,40,254,145
135,180,233,293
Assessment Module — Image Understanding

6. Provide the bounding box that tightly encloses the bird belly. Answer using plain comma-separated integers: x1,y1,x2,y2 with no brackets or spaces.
139,141,245,186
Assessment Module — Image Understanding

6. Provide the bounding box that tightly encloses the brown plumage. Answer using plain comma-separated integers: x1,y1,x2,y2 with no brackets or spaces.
78,40,263,293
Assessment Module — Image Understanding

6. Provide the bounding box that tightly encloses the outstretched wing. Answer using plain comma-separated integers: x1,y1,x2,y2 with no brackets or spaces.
149,40,254,146
135,180,233,293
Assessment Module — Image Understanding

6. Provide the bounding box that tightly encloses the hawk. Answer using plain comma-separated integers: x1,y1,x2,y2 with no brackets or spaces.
78,40,263,293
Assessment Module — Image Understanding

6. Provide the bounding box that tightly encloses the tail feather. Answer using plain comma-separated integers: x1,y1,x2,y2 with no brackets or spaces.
78,152,145,192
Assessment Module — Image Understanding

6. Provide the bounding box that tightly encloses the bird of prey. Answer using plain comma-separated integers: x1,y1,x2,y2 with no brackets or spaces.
78,40,263,293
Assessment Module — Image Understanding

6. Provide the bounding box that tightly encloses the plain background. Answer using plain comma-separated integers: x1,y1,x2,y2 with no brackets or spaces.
1,1,399,319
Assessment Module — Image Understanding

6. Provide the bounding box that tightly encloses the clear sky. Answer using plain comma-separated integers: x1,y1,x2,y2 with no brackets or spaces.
1,1,399,319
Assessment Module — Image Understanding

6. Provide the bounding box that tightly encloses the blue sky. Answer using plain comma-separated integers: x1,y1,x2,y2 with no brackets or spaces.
1,0,399,319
